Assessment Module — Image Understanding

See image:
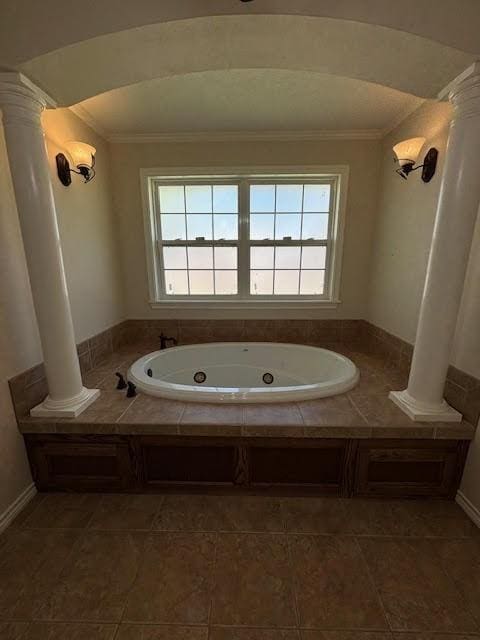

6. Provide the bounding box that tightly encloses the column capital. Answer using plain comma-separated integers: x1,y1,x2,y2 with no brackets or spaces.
0,72,56,127
438,61,480,121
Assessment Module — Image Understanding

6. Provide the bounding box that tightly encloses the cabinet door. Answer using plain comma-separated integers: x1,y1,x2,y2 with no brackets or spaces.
354,439,465,498
30,441,134,491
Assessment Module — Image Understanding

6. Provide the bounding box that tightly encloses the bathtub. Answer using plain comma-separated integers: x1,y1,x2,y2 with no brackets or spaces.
128,342,359,403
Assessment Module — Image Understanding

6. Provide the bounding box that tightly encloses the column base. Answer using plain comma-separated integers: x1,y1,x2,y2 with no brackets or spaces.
389,390,463,423
30,387,100,418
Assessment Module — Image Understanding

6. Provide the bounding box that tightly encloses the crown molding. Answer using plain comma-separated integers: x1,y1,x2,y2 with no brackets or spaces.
69,104,109,139
107,129,383,143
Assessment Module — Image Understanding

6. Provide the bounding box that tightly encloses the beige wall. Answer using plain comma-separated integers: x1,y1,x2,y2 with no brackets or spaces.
110,138,381,319
367,100,480,379
0,129,39,516
42,108,125,342
0,108,125,518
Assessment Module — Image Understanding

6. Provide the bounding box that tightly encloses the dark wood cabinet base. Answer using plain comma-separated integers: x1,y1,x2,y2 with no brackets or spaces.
24,434,469,499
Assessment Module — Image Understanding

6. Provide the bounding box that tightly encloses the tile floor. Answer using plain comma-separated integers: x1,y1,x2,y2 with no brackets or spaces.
0,493,479,639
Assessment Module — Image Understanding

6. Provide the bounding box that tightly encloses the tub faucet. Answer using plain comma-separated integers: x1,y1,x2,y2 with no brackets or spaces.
159,333,177,350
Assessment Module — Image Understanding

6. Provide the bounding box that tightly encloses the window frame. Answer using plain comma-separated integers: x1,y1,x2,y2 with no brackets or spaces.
141,165,349,311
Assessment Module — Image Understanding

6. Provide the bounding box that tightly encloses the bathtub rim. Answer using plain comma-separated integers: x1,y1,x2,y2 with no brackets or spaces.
127,342,359,404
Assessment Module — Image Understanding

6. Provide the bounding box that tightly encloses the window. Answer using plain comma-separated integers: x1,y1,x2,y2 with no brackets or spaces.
143,168,347,308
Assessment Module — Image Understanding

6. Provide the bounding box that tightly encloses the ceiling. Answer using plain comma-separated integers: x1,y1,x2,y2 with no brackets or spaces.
75,70,424,139
2,0,480,67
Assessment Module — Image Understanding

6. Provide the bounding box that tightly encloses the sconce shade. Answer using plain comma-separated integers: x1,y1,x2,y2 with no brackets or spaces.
393,137,426,167
64,141,96,167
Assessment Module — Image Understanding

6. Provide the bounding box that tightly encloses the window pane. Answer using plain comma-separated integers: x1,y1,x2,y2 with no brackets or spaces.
187,214,212,240
275,214,301,240
275,246,301,269
214,247,237,269
251,270,273,295
250,214,274,240
185,185,212,213
188,246,213,269
250,185,275,212
161,214,186,240
303,185,331,212
163,246,187,269
300,270,325,295
274,270,300,295
165,270,189,295
276,185,303,212
214,214,238,240
302,214,329,240
215,270,237,295
159,186,185,213
189,270,214,294
301,246,327,269
213,185,238,213
251,246,274,269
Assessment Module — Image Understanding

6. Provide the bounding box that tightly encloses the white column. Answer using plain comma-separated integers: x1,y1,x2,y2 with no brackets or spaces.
390,62,480,422
0,72,99,417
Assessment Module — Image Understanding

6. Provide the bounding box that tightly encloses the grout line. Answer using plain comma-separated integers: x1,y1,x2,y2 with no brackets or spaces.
207,532,219,631
285,533,302,630
352,535,392,632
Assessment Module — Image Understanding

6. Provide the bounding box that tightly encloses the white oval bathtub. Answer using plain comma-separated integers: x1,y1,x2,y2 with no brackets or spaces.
128,343,359,403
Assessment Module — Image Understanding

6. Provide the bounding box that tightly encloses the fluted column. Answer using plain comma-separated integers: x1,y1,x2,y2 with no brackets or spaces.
390,62,480,422
0,72,99,417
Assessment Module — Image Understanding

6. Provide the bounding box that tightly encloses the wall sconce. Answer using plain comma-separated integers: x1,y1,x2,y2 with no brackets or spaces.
56,141,96,186
393,137,438,182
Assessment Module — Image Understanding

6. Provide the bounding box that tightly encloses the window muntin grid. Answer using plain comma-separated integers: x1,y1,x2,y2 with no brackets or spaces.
152,176,337,300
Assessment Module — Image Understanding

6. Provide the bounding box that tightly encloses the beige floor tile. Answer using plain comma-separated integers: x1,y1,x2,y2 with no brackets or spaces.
289,535,387,630
433,537,480,625
23,493,101,529
281,498,350,534
22,623,117,639
116,625,208,639
181,403,243,426
346,499,479,538
244,404,304,426
37,531,144,622
359,537,478,632
210,629,300,640
154,495,284,532
0,528,81,619
88,494,162,530
119,395,185,424
124,532,215,624
211,533,296,627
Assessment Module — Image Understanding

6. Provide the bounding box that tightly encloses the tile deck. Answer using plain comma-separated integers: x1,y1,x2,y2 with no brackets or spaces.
18,343,476,440
0,492,479,638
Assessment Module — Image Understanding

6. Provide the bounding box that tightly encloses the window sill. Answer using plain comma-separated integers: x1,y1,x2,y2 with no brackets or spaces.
149,299,341,311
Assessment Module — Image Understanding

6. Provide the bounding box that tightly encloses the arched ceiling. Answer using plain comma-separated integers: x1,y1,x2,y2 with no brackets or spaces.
75,70,424,138
18,15,473,106
2,0,480,67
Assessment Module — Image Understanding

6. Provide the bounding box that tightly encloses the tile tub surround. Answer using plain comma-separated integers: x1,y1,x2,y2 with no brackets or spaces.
0,493,479,637
9,318,480,427
17,342,475,441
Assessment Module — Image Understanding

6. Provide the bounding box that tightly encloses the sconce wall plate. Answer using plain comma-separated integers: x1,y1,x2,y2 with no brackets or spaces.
421,148,438,183
56,153,72,187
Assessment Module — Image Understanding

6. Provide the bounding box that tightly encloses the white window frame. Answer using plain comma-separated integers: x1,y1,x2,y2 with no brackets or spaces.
141,165,349,311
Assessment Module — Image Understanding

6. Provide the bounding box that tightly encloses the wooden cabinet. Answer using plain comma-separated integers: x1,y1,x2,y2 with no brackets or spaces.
354,439,469,498
24,434,469,498
26,436,134,491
